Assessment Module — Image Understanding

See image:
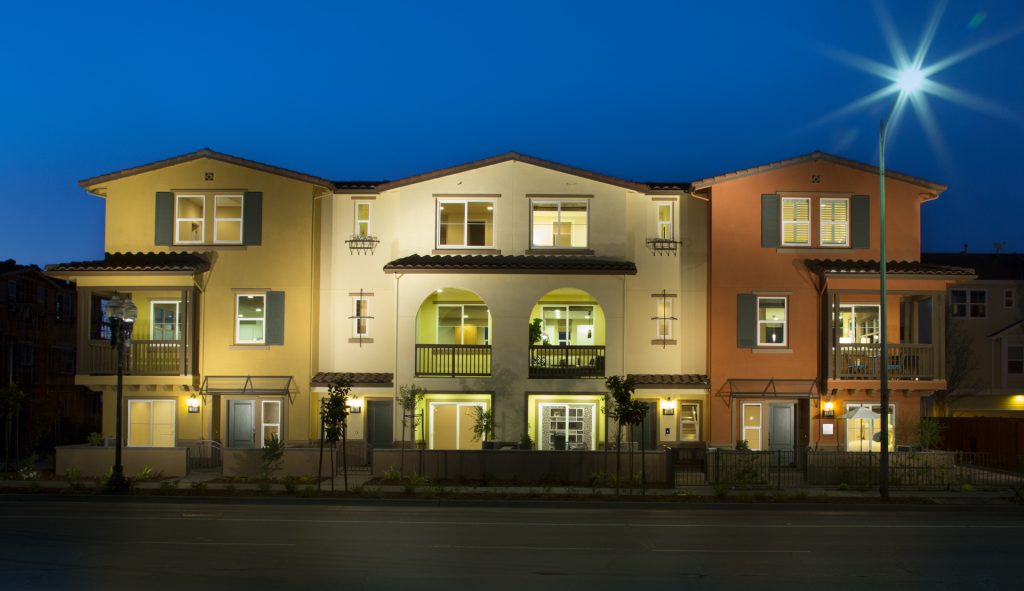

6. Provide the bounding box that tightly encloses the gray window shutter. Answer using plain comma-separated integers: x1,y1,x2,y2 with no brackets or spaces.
761,194,780,248
265,291,285,345
737,293,757,348
155,192,174,245
243,192,263,245
851,194,870,249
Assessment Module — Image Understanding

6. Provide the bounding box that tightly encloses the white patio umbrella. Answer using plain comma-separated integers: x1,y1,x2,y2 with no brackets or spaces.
840,406,881,452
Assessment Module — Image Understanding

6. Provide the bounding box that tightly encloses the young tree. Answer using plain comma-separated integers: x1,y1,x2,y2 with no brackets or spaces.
935,320,977,416
319,377,352,491
397,384,426,478
604,375,636,494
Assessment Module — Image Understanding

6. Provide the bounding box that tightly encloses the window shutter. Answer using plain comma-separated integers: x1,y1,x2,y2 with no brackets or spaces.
243,192,263,245
737,293,757,348
155,192,174,245
761,194,780,248
851,194,870,249
265,291,285,345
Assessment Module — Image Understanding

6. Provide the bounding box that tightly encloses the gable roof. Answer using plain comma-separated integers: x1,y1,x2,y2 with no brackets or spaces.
690,151,946,192
921,252,1024,281
1,259,74,290
79,148,336,190
988,319,1023,340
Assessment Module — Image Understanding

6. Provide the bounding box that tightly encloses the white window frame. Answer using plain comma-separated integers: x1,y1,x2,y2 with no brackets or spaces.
679,401,700,442
127,399,176,448
235,293,266,344
530,199,589,249
655,298,673,339
951,288,986,318
1005,289,1015,309
756,296,788,347
150,300,181,341
175,194,206,245
780,197,810,246
1008,345,1024,375
656,202,674,240
428,401,486,450
819,197,849,247
354,201,372,238
844,403,895,452
213,194,244,244
741,403,762,451
353,297,370,337
260,399,282,447
436,304,490,345
436,199,495,249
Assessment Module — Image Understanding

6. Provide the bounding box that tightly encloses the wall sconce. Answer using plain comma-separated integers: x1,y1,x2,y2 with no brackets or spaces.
349,398,363,414
660,400,675,416
186,393,201,414
822,400,835,419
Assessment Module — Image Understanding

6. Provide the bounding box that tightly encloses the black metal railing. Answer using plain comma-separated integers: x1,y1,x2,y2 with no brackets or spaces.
85,340,185,376
834,343,936,380
414,344,491,377
186,440,223,472
528,345,605,379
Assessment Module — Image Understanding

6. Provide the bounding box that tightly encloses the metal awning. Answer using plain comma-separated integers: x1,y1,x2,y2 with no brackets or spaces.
200,375,294,396
725,378,820,400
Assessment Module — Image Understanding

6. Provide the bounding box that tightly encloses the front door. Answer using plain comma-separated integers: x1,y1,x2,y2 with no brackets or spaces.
366,400,394,449
629,402,658,449
228,400,255,449
768,404,794,452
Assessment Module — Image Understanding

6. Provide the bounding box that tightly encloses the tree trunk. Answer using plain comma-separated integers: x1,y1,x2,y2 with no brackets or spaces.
341,423,349,493
399,412,406,479
640,416,646,496
615,421,622,495
317,416,325,491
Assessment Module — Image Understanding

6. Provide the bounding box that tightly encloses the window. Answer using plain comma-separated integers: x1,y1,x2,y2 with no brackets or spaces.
353,297,370,337
819,198,849,246
531,200,588,248
151,301,180,340
742,403,762,450
236,294,266,344
437,200,494,248
354,201,372,238
655,298,673,339
539,403,595,450
780,197,810,246
55,294,67,321
175,195,205,244
127,399,175,447
679,402,700,442
838,304,880,343
1008,345,1023,375
261,400,282,447
90,294,112,340
844,403,895,452
19,343,33,366
540,305,594,345
951,289,986,318
36,285,45,304
757,297,787,346
1005,289,1015,309
214,195,243,243
437,304,490,345
656,202,673,240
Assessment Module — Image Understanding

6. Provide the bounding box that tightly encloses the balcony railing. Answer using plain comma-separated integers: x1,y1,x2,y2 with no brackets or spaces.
529,345,606,379
415,344,491,377
84,340,185,376
833,343,937,380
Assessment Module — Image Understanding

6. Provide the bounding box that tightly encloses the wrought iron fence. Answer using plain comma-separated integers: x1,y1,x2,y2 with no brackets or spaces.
414,344,491,377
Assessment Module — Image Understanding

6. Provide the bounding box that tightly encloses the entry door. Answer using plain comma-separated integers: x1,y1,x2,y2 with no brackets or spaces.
366,400,394,449
228,400,255,449
430,403,484,450
629,402,658,449
768,404,795,451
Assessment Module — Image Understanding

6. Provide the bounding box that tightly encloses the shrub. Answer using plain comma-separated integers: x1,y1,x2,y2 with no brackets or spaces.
159,480,178,493
87,432,104,446
284,476,299,493
382,466,400,483
136,466,161,482
260,433,285,481
65,467,81,486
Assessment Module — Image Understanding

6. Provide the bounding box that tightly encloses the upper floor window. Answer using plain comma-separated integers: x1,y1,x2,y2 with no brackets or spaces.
236,294,266,344
353,297,370,337
757,296,787,346
1008,345,1023,375
437,200,494,248
951,289,986,318
1005,289,1015,308
214,195,243,244
151,301,181,340
531,200,588,249
780,198,810,246
819,198,849,246
6,280,15,303
175,195,205,244
354,201,372,238
437,304,490,344
656,202,674,240
655,298,673,339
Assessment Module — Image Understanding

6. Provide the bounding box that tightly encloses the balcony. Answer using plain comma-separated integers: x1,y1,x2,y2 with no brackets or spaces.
415,344,491,377
529,345,606,379
833,343,937,380
84,340,186,376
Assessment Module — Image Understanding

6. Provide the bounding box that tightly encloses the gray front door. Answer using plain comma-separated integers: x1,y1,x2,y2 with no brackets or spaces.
367,400,393,449
768,404,794,452
629,402,658,450
228,400,255,449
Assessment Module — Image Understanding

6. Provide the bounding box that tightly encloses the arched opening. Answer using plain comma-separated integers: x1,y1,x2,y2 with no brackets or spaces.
415,287,491,377
528,288,606,379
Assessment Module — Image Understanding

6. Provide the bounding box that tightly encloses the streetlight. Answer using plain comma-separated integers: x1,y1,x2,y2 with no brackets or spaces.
106,293,137,490
877,66,923,499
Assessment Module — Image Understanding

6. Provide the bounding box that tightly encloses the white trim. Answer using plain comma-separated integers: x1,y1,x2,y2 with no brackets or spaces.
756,296,788,347
354,200,372,238
529,198,590,249
174,194,205,244
655,298,673,339
213,194,244,244
127,399,176,448
260,399,282,447
741,402,762,450
235,293,266,344
436,198,495,249
780,197,810,246
818,197,850,247
656,201,674,240
149,300,181,341
1007,344,1024,376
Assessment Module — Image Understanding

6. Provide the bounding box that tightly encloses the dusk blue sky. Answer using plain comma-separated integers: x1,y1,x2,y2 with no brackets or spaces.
1,0,1022,266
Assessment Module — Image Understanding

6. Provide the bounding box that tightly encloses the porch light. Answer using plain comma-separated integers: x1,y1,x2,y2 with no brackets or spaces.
186,393,201,413
823,400,835,419
660,400,675,416
349,398,363,414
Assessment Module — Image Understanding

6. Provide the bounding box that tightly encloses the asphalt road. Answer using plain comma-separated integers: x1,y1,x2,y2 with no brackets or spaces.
1,496,1023,590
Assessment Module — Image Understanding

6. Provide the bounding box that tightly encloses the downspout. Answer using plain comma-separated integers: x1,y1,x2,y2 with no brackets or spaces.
394,272,403,434
621,274,627,376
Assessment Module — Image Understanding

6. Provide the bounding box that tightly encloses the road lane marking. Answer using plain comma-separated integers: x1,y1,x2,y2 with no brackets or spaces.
432,544,615,551
140,541,296,547
652,549,811,554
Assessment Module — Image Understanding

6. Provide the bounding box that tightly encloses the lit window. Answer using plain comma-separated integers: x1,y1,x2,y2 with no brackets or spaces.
353,297,370,337
819,198,849,246
128,399,175,447
262,400,282,447
151,301,181,340
742,403,762,450
951,289,986,318
437,200,494,248
1009,346,1023,375
680,402,700,442
531,200,588,248
656,202,674,240
214,195,243,243
655,298,673,339
175,195,205,244
780,198,810,246
437,304,490,345
757,296,787,346
236,294,266,344
354,201,372,238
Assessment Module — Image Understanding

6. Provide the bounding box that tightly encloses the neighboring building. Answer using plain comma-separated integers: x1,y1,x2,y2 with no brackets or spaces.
693,152,971,452
1,260,98,462
920,252,1024,416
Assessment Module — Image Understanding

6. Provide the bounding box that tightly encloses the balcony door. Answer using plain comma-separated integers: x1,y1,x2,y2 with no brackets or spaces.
839,305,880,344
151,301,181,340
539,403,595,451
541,305,594,346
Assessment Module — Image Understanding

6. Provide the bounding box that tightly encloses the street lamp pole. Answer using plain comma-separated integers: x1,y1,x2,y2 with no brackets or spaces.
106,294,137,491
877,97,898,500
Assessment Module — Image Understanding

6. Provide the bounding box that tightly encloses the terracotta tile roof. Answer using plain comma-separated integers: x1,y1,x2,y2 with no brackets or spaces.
629,374,709,388
690,150,947,192
804,259,975,277
921,252,1024,281
311,372,394,388
46,252,211,273
645,182,692,191
383,254,638,275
